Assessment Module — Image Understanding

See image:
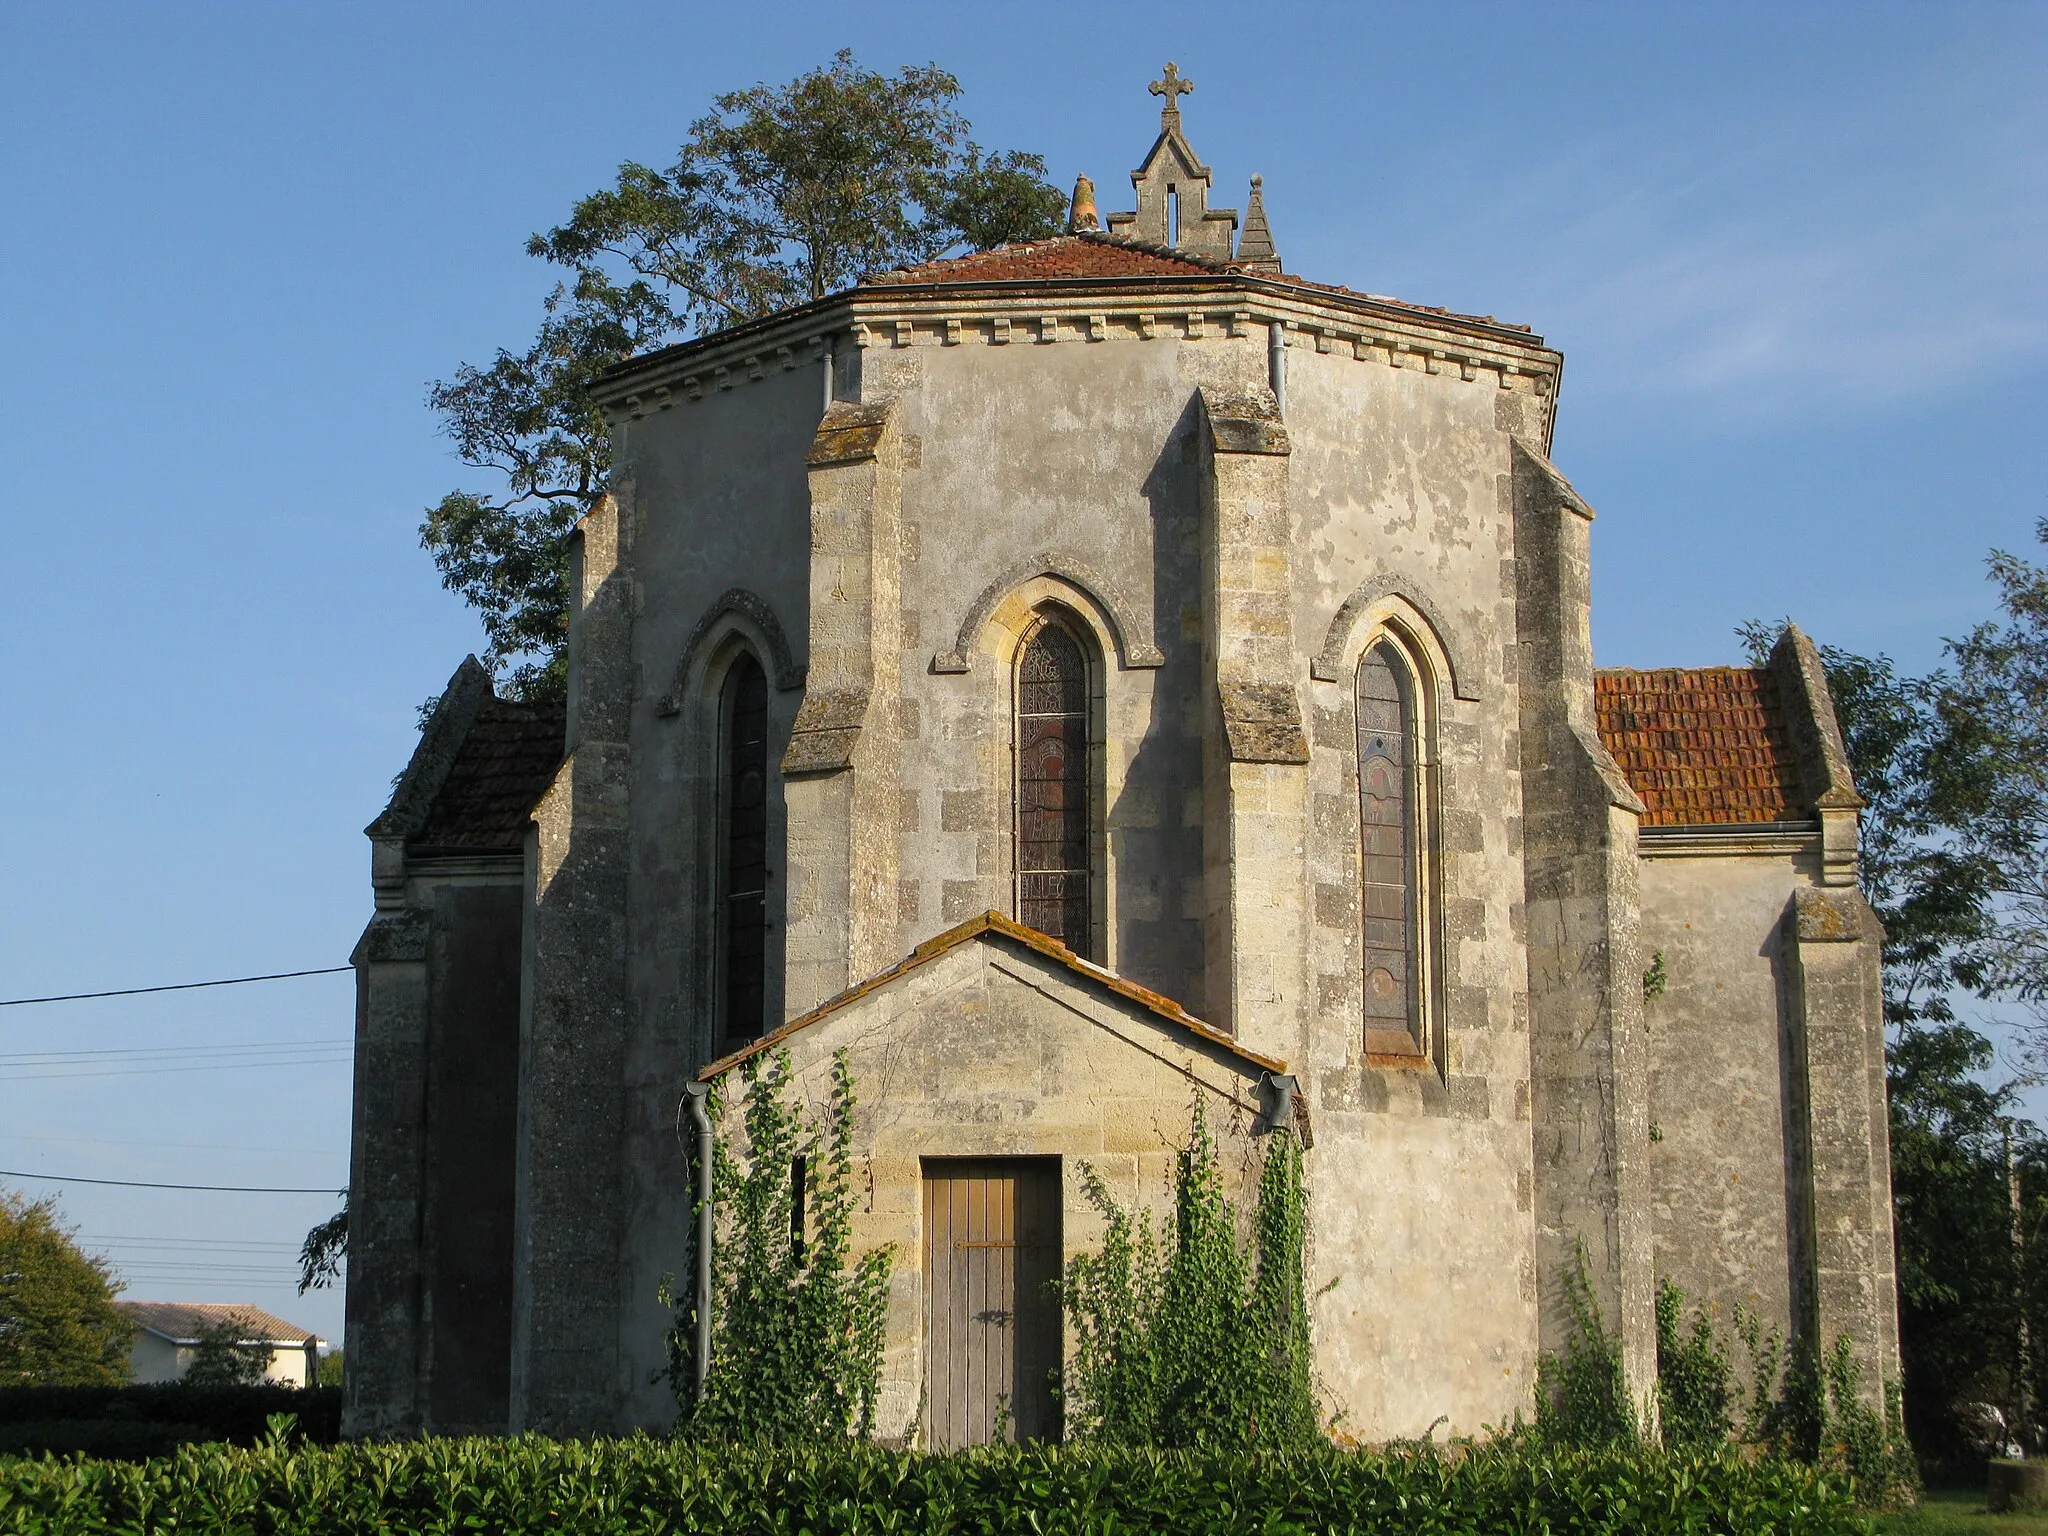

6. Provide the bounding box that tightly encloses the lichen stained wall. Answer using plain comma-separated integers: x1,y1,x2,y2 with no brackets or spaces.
874,331,1264,1013
611,361,822,1429
1283,339,1540,1437
712,937,1268,1446
1640,848,1815,1347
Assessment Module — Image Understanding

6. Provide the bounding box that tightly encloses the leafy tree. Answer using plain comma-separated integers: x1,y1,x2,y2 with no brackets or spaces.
0,1190,133,1386
1937,517,2048,1067
316,1347,345,1388
183,1317,271,1387
1884,1023,2039,1461
424,52,1064,698
1741,611,2043,1464
297,1190,347,1294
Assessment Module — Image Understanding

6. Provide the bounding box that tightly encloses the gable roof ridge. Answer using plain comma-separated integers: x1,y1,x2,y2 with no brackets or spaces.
701,910,1285,1081
1073,228,1233,273
365,656,496,840
116,1299,316,1345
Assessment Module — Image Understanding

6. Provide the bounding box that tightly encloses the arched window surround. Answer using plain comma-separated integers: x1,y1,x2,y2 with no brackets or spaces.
953,575,1119,967
716,652,770,1043
1012,607,1102,960
665,611,790,1058
1329,602,1448,1073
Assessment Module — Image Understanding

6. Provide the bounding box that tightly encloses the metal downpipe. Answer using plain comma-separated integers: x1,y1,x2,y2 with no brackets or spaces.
683,1079,714,1405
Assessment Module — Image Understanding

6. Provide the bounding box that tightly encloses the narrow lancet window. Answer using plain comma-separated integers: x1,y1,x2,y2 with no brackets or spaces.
1358,641,1422,1050
1016,617,1092,956
721,654,769,1041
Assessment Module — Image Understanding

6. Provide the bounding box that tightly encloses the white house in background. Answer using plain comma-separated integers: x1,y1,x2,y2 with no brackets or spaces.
117,1302,321,1386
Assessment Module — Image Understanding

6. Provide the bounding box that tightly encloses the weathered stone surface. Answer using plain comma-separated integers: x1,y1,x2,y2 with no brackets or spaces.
347,93,1898,1444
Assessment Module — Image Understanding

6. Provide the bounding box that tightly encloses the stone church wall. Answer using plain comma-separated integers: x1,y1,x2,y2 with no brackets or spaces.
1640,849,1812,1355
703,936,1275,1445
1282,343,1543,1435
876,332,1265,1014
608,363,820,1428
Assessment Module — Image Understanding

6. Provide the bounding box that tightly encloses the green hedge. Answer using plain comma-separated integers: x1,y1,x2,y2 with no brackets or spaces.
0,1389,340,1460
0,1433,1866,1535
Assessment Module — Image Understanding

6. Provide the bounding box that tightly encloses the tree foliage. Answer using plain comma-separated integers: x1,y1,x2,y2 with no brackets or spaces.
1746,563,2048,1466
0,1190,132,1387
296,1190,347,1296
1061,1108,1319,1449
423,53,1064,697
1940,517,2048,1061
183,1320,271,1388
668,1050,892,1444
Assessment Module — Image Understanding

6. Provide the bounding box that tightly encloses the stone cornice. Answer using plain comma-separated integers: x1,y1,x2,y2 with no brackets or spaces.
1638,822,1823,859
592,277,1562,421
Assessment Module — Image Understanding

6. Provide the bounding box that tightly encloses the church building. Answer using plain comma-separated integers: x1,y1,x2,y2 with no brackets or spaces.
345,70,1900,1445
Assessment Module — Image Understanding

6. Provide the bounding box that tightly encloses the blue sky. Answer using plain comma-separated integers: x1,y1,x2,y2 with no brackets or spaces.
1,2,2041,1351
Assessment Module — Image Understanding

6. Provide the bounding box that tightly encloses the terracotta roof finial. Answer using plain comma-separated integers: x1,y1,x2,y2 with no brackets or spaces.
1068,173,1100,234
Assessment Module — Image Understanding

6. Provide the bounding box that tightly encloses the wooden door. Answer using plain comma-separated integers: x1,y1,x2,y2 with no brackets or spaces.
922,1159,1062,1447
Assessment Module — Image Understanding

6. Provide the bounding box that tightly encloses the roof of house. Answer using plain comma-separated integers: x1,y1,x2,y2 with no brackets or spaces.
117,1301,317,1347
700,909,1287,1081
1594,667,1806,827
861,231,1533,334
408,696,566,853
867,231,1220,284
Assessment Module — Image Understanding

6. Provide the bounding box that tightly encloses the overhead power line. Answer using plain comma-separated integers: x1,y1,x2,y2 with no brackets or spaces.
0,1037,353,1081
0,1168,341,1195
0,967,351,1008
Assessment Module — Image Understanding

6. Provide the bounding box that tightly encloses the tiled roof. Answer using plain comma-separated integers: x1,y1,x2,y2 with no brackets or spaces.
1594,667,1806,827
117,1301,316,1346
701,910,1286,1081
409,697,565,853
866,233,1220,284
863,231,1533,333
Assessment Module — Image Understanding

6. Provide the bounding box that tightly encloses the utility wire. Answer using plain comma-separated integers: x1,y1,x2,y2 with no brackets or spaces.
0,1168,340,1195
0,1039,350,1064
0,968,351,1008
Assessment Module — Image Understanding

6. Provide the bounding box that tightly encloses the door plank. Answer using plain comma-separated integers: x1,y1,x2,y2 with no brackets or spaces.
922,1160,1062,1448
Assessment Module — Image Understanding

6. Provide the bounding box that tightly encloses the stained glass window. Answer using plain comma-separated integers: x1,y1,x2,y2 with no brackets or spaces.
722,654,769,1040
1358,641,1420,1047
1016,619,1092,956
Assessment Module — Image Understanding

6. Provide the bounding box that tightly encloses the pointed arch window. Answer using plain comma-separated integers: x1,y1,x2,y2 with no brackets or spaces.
1357,638,1435,1059
1015,614,1095,958
720,653,769,1041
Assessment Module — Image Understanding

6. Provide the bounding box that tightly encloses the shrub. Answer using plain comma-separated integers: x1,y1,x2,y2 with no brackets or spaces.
181,1322,270,1389
1654,1279,1731,1449
1061,1108,1319,1448
667,1050,891,1444
0,1434,1866,1535
0,1385,339,1459
1536,1243,1640,1449
1821,1335,1919,1509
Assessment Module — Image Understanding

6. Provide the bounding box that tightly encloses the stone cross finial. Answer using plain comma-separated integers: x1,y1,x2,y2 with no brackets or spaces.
1149,62,1193,119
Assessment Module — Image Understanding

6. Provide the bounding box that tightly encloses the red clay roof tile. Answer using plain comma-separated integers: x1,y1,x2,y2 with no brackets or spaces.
863,232,1534,333
867,234,1218,284
1595,667,1806,827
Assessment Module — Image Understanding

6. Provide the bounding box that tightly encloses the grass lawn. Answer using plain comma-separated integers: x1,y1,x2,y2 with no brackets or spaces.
1876,1487,2048,1535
